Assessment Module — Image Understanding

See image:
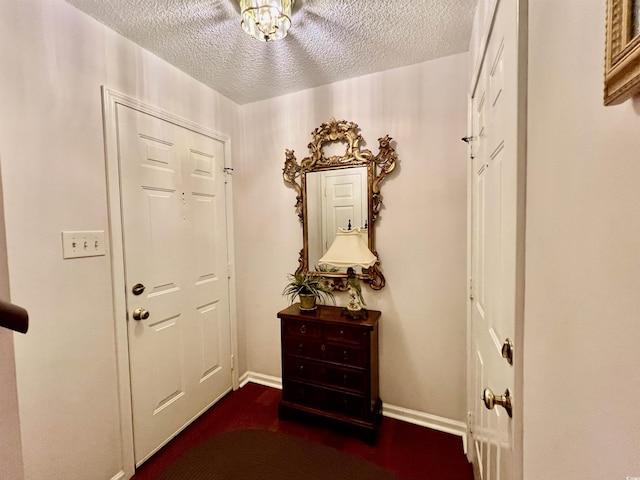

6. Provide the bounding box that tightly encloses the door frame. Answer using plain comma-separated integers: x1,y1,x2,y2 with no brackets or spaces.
465,0,527,478
101,87,239,478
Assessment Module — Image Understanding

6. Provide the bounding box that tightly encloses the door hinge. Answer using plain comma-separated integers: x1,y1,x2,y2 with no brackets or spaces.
224,167,233,184
467,411,474,433
227,262,232,279
469,278,474,300
230,354,235,371
462,135,476,159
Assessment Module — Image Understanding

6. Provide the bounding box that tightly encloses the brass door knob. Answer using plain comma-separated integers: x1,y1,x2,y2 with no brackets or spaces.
482,387,513,417
132,308,150,321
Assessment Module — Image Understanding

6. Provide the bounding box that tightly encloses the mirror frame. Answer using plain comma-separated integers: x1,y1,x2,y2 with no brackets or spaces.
283,118,397,290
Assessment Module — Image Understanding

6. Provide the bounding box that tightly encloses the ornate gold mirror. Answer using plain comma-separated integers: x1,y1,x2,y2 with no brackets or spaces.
283,119,397,290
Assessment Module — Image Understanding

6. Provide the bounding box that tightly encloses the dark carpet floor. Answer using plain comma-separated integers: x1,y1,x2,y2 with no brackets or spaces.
156,429,397,480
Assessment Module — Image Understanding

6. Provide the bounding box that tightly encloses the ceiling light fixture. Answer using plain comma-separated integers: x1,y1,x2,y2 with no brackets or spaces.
240,0,294,42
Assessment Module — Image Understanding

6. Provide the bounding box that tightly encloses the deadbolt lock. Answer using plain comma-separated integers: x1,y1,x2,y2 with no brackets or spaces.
132,283,145,296
482,387,513,418
501,338,514,365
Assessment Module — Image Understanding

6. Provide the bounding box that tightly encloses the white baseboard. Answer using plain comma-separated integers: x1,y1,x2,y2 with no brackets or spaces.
382,403,468,454
109,470,126,480
239,371,468,453
239,371,282,390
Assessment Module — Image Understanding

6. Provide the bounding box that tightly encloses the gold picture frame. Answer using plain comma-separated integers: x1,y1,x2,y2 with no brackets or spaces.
604,0,640,104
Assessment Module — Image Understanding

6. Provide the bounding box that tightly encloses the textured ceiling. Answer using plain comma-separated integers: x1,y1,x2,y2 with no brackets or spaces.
64,0,477,105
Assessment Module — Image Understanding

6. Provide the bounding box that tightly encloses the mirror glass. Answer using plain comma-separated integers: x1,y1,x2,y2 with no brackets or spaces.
306,166,368,273
283,119,397,290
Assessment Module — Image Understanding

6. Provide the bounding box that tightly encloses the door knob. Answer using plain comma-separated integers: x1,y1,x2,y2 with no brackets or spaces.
132,308,150,321
482,387,513,417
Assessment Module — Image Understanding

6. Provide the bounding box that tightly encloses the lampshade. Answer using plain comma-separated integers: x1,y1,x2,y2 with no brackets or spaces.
318,228,376,269
240,0,294,42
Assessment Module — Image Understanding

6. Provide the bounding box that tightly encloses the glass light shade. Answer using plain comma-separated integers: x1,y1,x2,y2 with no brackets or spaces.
318,229,377,269
240,0,294,42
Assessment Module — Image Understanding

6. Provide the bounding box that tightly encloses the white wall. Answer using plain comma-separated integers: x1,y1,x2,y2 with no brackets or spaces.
235,54,469,421
7,1,635,477
0,0,239,478
0,330,23,480
0,166,24,480
525,0,640,478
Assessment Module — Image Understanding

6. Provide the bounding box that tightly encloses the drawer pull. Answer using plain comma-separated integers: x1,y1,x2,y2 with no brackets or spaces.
340,330,345,337
343,374,349,385
321,344,326,351
343,350,349,360
300,325,307,334
298,343,305,353
299,365,305,374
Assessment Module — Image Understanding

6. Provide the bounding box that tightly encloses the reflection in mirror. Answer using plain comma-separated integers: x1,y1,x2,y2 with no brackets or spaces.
307,166,368,271
283,119,398,290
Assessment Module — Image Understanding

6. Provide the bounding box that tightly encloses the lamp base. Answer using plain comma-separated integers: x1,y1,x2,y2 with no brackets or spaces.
341,307,368,320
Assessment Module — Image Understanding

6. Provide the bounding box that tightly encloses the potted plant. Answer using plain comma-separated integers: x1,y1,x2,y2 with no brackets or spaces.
282,272,335,311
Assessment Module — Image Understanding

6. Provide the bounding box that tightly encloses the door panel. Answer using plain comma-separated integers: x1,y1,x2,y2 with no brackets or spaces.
469,0,522,478
321,168,366,251
117,105,231,465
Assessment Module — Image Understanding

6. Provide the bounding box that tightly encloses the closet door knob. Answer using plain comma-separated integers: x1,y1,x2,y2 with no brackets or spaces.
482,387,512,417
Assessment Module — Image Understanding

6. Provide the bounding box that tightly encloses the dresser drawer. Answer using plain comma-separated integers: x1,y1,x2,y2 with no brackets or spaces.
283,381,369,420
282,381,324,410
323,365,368,393
283,319,321,338
323,388,369,419
324,343,367,368
324,324,368,345
283,337,323,359
283,357,368,393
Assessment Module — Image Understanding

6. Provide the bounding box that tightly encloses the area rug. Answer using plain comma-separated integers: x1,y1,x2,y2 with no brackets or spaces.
157,429,397,480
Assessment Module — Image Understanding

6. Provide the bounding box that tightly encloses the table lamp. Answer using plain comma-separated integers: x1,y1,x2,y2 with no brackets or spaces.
318,228,376,318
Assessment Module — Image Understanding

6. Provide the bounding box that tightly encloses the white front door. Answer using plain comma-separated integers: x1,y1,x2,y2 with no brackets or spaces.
117,104,232,465
321,167,367,251
468,0,525,478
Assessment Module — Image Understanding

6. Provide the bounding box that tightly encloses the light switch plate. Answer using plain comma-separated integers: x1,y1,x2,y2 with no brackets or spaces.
62,231,106,259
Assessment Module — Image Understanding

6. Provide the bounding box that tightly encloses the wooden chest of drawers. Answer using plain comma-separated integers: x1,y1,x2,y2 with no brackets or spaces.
277,303,381,444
